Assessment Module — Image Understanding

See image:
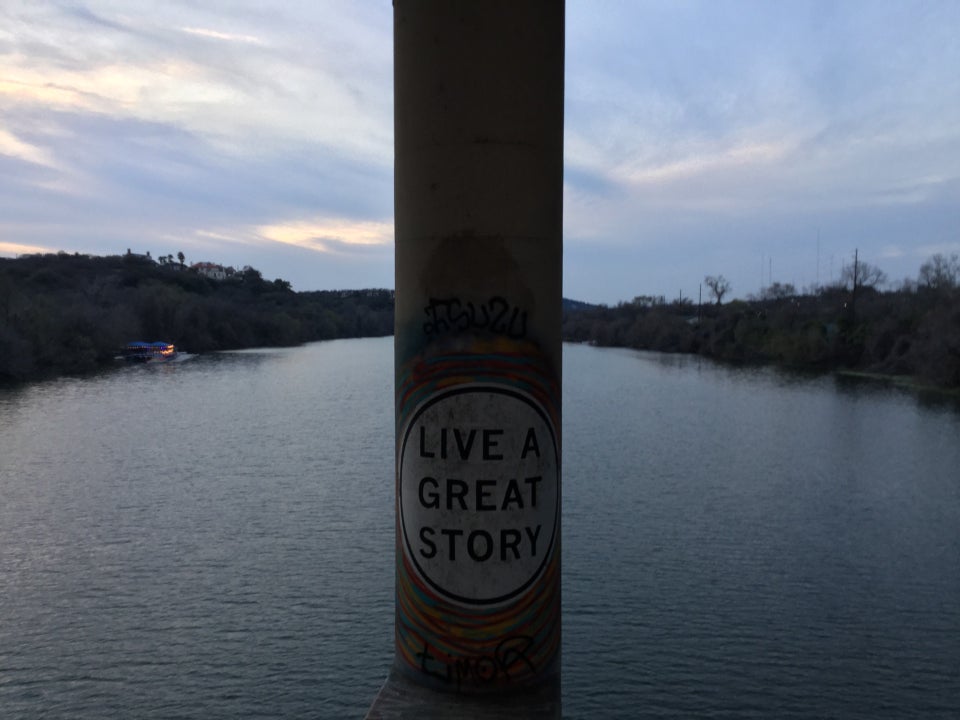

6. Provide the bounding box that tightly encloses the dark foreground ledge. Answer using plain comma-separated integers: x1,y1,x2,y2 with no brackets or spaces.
365,670,561,719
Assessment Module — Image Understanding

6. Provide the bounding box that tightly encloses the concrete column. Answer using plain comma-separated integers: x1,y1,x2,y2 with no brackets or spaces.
372,0,564,712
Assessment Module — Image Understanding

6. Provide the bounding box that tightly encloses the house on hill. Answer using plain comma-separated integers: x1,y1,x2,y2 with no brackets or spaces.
191,262,228,280
125,248,154,262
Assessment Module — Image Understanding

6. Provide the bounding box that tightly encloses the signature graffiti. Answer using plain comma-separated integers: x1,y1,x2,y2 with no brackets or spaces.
416,635,537,691
422,296,527,339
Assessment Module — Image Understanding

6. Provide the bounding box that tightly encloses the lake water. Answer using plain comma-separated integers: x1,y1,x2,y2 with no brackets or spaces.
1,338,958,718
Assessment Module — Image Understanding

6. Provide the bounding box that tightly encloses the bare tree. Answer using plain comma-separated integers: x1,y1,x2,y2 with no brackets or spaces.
840,256,887,291
704,275,731,305
918,253,959,290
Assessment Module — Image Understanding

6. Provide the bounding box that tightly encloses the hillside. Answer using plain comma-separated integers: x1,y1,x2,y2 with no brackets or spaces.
0,252,393,383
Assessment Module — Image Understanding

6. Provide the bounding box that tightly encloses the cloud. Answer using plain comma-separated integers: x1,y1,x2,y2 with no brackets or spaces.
879,245,906,260
179,27,265,45
0,2,393,163
917,241,960,258
0,59,230,118
257,218,393,254
0,128,60,169
615,139,794,186
0,240,52,256
564,0,960,237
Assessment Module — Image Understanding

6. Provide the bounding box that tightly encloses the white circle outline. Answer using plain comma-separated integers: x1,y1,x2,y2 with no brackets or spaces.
399,384,559,605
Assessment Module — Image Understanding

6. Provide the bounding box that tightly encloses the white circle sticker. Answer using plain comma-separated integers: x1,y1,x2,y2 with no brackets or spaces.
399,386,559,605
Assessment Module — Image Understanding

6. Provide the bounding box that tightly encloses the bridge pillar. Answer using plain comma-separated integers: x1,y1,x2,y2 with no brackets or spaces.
368,1,564,716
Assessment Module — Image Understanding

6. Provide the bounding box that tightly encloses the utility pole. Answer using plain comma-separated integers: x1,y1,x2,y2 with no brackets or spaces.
816,229,820,290
850,248,859,321
369,2,564,716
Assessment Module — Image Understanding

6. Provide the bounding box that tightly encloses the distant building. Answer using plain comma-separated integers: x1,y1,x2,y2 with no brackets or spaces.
191,262,228,281
125,248,154,262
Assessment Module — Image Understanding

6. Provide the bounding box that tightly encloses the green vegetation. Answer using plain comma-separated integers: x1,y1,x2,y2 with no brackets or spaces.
4,250,959,391
0,252,392,383
563,255,960,390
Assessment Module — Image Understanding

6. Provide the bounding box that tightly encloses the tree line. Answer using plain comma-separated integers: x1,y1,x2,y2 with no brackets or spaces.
563,253,960,390
3,250,958,390
0,252,393,383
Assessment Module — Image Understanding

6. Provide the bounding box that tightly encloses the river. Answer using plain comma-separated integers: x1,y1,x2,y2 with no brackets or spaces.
1,338,958,718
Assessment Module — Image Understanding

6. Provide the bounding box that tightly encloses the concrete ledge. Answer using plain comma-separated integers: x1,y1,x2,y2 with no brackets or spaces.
365,670,561,719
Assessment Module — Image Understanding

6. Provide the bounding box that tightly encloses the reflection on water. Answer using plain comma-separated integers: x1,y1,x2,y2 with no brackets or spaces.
1,339,958,718
563,344,960,719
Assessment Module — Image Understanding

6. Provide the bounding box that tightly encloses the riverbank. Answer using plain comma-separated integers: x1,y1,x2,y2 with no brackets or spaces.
4,252,959,391
833,370,960,400
0,252,393,384
561,287,960,391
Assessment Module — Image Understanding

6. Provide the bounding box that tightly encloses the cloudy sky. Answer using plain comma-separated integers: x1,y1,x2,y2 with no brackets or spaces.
2,1,959,304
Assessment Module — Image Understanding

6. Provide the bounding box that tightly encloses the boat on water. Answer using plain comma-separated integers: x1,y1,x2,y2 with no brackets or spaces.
122,341,177,362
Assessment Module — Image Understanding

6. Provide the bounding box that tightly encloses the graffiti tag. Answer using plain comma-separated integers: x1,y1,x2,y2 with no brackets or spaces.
416,636,537,691
422,296,527,339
